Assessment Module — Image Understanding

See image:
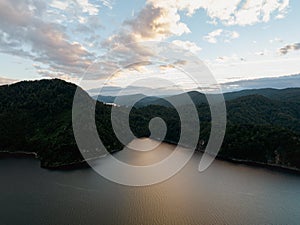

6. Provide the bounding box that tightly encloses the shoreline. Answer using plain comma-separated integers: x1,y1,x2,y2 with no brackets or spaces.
215,155,300,175
0,151,38,158
149,138,300,175
1,142,299,175
0,149,120,171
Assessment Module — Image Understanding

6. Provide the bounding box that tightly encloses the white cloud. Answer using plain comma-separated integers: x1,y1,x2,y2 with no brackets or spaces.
270,37,283,44
203,29,223,43
76,0,99,15
50,1,69,10
255,51,265,56
231,31,240,39
99,0,114,9
215,54,245,63
203,29,240,44
147,0,202,16
199,0,289,26
172,40,202,53
50,0,113,14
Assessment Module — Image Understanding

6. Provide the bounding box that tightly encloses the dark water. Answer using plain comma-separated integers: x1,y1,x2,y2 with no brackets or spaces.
0,138,300,225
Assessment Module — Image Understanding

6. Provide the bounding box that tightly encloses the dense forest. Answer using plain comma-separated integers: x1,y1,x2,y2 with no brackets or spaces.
130,96,300,170
0,79,123,168
0,79,299,171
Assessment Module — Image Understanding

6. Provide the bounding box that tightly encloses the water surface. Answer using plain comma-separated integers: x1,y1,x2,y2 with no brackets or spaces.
0,138,299,225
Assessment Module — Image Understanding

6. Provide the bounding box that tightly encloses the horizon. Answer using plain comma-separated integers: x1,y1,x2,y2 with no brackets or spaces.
2,76,300,97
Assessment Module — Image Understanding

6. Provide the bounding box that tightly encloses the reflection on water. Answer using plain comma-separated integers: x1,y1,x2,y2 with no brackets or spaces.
0,138,300,225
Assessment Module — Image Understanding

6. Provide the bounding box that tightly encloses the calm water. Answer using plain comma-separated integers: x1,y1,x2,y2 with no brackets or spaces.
0,138,300,225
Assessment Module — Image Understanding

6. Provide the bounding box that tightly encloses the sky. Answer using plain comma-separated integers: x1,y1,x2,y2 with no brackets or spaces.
0,0,300,93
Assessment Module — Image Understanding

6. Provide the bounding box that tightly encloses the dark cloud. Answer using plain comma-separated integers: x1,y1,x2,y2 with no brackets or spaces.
279,43,300,55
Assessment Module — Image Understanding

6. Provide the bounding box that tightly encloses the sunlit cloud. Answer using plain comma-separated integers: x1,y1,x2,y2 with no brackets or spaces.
203,29,239,43
0,76,18,85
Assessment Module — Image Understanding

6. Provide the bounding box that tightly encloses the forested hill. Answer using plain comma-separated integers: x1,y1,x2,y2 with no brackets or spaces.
221,95,300,169
0,79,299,171
129,94,300,171
0,79,124,168
224,88,300,102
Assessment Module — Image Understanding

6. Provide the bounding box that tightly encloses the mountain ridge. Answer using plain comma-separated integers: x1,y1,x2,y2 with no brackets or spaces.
0,79,299,171
96,87,300,107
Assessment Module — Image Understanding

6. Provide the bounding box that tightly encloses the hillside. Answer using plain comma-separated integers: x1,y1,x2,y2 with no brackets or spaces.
130,95,300,170
0,79,124,168
0,79,299,171
224,88,300,102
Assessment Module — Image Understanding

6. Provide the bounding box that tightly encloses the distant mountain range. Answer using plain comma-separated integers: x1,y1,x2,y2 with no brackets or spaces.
95,87,300,107
89,73,300,97
95,94,161,107
221,74,300,91
1,79,299,171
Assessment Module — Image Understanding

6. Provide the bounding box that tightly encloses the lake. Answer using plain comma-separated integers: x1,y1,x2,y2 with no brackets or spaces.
0,138,299,225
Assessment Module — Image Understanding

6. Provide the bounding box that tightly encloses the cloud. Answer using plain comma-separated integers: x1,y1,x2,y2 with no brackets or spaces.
255,51,265,56
76,0,99,15
50,0,113,14
122,1,195,43
50,1,69,10
172,40,202,53
124,5,188,42
0,0,99,79
215,54,245,63
0,76,18,85
203,29,223,43
95,0,204,80
203,29,240,43
100,0,114,9
0,0,291,83
148,0,202,17
278,43,300,55
159,59,188,70
269,37,283,44
199,0,289,26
